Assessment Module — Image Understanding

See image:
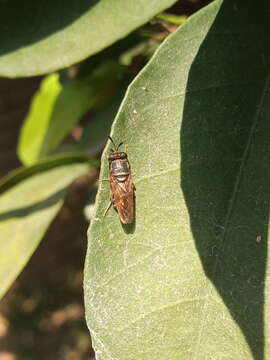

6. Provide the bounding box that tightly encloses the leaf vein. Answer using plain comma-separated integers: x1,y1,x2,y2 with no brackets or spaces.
118,297,207,333
135,167,179,184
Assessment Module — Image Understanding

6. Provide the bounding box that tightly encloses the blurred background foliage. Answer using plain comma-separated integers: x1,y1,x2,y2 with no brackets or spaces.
0,1,212,359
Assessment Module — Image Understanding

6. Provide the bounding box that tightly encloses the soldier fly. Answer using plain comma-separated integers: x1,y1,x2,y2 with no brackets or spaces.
101,136,135,224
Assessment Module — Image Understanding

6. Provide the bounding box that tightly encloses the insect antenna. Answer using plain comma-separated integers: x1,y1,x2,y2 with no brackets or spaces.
117,142,123,150
108,136,117,150
108,136,124,151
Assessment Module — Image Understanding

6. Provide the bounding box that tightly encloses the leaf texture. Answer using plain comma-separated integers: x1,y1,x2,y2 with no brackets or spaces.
85,1,270,359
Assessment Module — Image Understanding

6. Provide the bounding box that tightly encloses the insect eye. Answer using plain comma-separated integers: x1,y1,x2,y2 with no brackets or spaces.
120,153,127,159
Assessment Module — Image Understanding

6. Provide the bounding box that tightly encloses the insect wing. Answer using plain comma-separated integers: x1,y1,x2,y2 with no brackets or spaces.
110,174,134,224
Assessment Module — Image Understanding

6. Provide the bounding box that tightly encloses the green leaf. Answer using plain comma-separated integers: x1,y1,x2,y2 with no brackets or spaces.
84,1,270,359
0,0,178,78
18,61,122,165
155,12,187,25
17,74,61,166
0,153,95,300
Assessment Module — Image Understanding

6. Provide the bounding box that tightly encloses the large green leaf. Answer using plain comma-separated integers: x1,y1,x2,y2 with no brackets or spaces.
0,0,177,78
0,153,95,300
84,1,270,359
18,61,123,165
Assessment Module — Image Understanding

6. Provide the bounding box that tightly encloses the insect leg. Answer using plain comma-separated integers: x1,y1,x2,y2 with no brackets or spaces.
98,178,110,182
103,199,113,218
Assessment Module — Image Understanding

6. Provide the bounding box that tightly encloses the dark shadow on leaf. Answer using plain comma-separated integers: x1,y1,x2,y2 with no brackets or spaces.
181,2,269,359
0,188,66,221
0,0,100,57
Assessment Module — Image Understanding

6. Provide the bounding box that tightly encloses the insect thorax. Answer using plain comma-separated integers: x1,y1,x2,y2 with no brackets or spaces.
110,159,130,174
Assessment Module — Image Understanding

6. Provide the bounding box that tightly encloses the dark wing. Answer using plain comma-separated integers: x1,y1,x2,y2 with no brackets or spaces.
111,174,134,224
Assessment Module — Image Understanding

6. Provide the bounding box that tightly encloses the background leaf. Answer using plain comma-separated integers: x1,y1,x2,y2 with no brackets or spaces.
17,74,61,166
72,88,126,155
0,153,95,300
84,1,270,359
0,0,177,77
18,61,122,165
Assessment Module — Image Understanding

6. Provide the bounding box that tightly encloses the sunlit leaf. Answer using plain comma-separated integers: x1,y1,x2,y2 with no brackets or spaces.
155,12,187,25
17,74,61,166
84,1,270,359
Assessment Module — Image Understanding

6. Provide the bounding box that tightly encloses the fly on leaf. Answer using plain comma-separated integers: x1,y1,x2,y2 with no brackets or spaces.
101,136,135,224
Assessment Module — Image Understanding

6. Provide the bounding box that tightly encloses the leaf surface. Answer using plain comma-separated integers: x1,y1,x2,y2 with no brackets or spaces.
0,0,177,77
85,1,270,359
0,153,95,299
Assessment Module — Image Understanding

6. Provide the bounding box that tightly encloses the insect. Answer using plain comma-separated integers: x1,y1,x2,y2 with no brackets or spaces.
101,136,135,224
